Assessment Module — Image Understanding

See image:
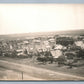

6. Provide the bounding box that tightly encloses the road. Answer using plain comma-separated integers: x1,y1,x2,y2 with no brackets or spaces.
0,60,84,80
0,65,42,80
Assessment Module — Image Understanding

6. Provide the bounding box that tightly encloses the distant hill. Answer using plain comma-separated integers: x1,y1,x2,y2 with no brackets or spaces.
0,29,84,40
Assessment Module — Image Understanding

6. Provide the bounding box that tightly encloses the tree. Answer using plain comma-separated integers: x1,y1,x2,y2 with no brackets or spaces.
24,49,28,54
12,50,17,57
77,49,84,58
56,37,74,46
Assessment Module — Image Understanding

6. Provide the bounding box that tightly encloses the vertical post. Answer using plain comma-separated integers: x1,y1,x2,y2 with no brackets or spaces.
22,72,23,80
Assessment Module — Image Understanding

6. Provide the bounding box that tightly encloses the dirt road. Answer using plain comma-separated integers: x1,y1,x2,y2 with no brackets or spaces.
0,60,84,80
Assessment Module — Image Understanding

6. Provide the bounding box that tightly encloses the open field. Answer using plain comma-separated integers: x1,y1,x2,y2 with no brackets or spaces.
0,56,84,80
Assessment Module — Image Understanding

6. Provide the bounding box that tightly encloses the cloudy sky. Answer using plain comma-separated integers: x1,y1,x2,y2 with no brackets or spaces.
0,4,84,35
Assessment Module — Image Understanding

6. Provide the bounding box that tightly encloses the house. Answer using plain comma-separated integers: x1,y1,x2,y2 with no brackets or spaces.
48,39,55,48
51,49,63,58
54,44,63,50
75,41,83,47
33,40,41,43
43,41,49,46
74,41,84,49
48,38,55,42
23,41,29,44
33,39,41,50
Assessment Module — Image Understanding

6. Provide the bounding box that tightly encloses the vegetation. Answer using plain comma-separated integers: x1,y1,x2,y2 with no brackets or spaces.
77,49,84,58
56,37,74,46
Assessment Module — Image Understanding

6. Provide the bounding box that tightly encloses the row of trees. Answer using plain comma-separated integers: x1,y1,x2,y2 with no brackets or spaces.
56,37,74,46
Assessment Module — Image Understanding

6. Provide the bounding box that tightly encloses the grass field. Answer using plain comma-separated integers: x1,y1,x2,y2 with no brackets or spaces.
0,56,84,79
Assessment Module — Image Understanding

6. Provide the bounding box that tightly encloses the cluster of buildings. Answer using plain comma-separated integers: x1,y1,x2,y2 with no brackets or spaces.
0,34,84,58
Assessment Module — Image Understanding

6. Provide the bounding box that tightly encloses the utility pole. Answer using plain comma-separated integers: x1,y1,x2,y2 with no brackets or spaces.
22,72,23,80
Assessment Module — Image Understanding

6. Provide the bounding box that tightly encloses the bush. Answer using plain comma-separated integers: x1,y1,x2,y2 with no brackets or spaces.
65,53,75,59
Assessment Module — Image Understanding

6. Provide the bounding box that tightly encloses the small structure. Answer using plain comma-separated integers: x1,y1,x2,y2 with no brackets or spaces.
54,44,63,50
43,41,49,46
51,50,63,58
75,41,84,49
48,38,55,48
33,40,41,44
23,41,29,44
75,41,83,47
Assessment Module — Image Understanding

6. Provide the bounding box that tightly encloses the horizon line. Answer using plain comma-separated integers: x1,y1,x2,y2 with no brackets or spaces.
0,28,84,36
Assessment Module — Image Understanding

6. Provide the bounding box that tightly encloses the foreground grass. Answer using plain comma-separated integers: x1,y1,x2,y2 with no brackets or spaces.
0,56,84,78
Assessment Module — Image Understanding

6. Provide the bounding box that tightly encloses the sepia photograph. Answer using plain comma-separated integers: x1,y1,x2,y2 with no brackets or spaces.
0,4,84,81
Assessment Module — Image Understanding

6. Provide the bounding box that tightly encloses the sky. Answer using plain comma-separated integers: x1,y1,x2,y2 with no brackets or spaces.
0,4,84,35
